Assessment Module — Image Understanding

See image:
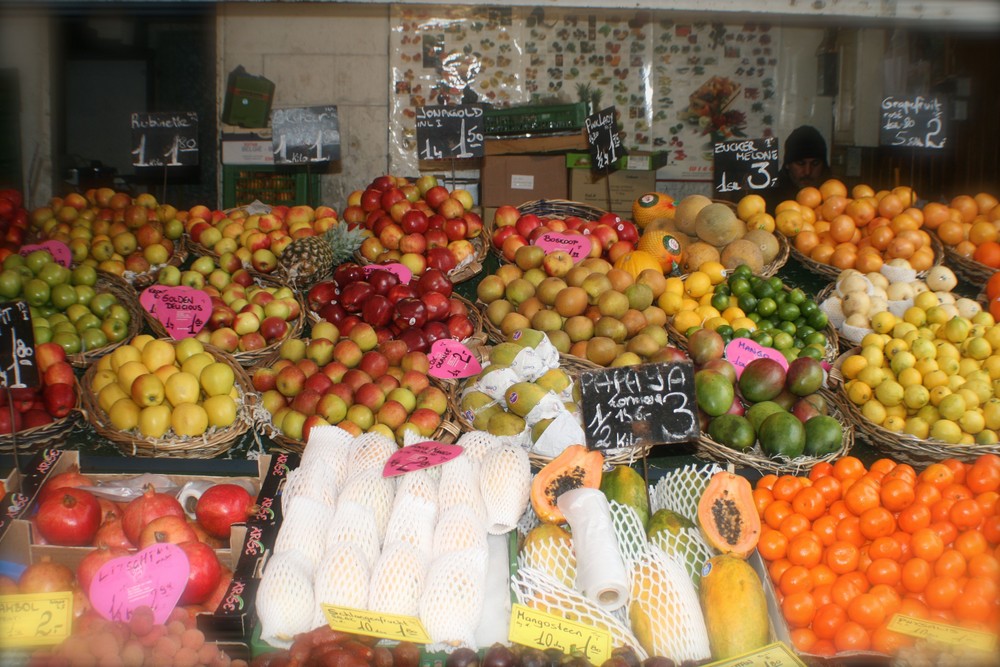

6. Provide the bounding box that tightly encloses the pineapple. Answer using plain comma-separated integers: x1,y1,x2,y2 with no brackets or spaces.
277,222,367,289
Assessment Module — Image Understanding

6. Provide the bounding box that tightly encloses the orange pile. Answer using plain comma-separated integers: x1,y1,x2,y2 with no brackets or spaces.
754,454,1000,657
923,193,1000,268
779,180,935,273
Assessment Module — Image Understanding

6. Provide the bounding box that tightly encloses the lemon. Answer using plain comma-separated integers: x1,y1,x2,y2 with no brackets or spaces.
704,316,729,331
977,429,999,445
663,277,685,296
935,340,960,359
883,416,906,433
681,297,700,311
890,350,916,376
967,370,992,386
914,359,939,377
775,209,804,236
959,357,982,377
699,292,716,307
963,337,992,361
722,306,746,322
904,384,930,410
938,394,967,421
700,261,727,285
862,400,888,425
861,346,885,369
957,388,981,410
926,306,950,325
905,417,930,439
973,312,995,327
923,370,949,390
840,355,868,381
684,272,712,299
930,419,963,444
846,379,872,405
984,399,1000,430
885,404,907,419
938,357,961,376
917,405,940,423
861,332,887,349
897,367,923,388
904,330,922,346
944,317,971,343
858,366,887,389
875,380,904,408
884,338,909,359
959,433,975,445
959,410,985,435
696,305,721,322
737,194,767,220
903,307,927,327
673,310,701,333
658,291,683,315
910,337,937,361
914,291,940,310
892,322,917,339
871,312,897,334
985,325,1000,349
730,317,757,332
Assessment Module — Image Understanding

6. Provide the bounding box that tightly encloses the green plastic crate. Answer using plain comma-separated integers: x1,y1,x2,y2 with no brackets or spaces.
222,165,321,209
484,103,586,137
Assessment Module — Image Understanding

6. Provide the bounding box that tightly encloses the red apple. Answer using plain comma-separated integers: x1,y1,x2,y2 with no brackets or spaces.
443,218,467,242
400,209,429,234
426,247,457,273
424,185,450,209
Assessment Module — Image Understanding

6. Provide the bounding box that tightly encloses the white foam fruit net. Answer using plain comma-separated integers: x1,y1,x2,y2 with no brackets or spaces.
420,547,489,649
629,547,711,664
312,542,371,629
437,454,487,525
394,467,439,504
346,432,398,478
609,500,649,568
281,464,338,516
274,495,336,573
457,429,500,465
479,442,531,535
649,463,721,520
327,500,382,569
648,525,716,587
301,426,352,480
433,505,488,555
257,550,317,648
512,567,647,661
368,541,428,616
518,527,577,591
384,493,438,560
338,469,396,542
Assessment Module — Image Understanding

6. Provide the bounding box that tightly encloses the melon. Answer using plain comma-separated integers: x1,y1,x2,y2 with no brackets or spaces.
680,241,721,274
674,194,712,235
741,229,780,264
720,239,764,273
695,203,744,247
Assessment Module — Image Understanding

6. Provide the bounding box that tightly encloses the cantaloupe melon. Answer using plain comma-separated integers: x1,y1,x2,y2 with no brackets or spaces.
720,239,764,273
681,241,721,274
742,229,780,265
695,203,744,247
674,195,713,235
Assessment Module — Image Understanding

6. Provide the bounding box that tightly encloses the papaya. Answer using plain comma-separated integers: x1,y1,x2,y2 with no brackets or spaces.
521,523,576,588
530,444,603,524
696,472,760,558
600,465,650,529
647,508,708,586
699,555,769,660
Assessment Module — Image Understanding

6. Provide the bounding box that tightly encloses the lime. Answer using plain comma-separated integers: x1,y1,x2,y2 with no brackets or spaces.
737,293,758,313
773,331,795,350
808,311,830,330
731,264,752,281
797,325,816,341
800,300,819,318
685,326,701,338
753,281,775,300
777,320,797,336
716,324,734,339
768,276,786,293
715,284,731,297
757,297,777,317
747,312,761,324
729,277,751,296
733,328,752,339
711,292,731,312
798,345,824,360
751,330,773,348
805,331,828,347
787,288,807,305
778,302,801,322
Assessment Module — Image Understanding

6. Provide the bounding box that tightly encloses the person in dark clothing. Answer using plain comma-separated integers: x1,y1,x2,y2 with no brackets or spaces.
764,125,832,213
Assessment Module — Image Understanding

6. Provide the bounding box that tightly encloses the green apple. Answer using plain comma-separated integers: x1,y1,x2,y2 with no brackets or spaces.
74,285,96,306
200,361,236,397
51,331,82,355
33,326,52,344
38,263,70,287
107,304,131,323
24,250,52,275
3,254,25,270
23,278,50,307
80,327,108,351
157,265,181,286
49,284,77,311
89,293,118,318
74,313,102,333
71,264,98,287
0,269,22,299
101,317,129,344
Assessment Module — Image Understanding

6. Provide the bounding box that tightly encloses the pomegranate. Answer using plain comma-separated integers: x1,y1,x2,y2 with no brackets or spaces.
35,488,102,546
137,515,198,548
176,540,222,605
195,484,256,539
18,559,75,594
97,498,123,524
201,565,234,613
0,575,18,595
36,465,94,505
187,518,224,549
121,487,185,545
76,546,129,596
94,518,134,550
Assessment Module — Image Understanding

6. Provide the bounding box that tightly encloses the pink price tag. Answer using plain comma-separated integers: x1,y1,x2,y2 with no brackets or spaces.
383,441,463,477
140,285,211,339
89,543,190,624
724,338,790,379
362,263,412,284
428,339,481,379
532,232,591,263
20,241,72,268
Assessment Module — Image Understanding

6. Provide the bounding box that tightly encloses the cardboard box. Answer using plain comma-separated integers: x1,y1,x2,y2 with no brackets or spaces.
485,131,588,156
569,168,656,218
480,155,568,208
565,150,669,172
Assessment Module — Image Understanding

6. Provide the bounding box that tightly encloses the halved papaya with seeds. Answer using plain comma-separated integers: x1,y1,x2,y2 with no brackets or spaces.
530,444,603,524
697,471,760,558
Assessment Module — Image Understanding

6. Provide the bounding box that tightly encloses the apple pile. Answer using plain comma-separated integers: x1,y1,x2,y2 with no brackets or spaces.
27,189,184,278
255,330,449,446
306,263,475,352
0,341,77,435
349,174,483,277
154,254,301,356
182,203,339,276
491,205,640,264
0,187,30,255
89,336,244,440
0,250,133,354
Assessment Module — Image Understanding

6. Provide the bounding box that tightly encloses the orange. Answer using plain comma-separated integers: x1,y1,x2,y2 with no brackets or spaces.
829,245,857,269
820,195,849,221
886,236,916,259
890,212,921,233
969,220,998,245
783,591,818,629
909,246,935,271
903,206,925,226
868,225,894,251
820,179,848,200
852,184,876,198
795,230,820,255
855,249,883,273
878,193,905,219
796,187,822,209
846,198,877,226
956,239,977,257
810,243,836,265
973,241,1000,268
922,202,951,230
974,192,999,214
833,621,871,652
951,194,979,222
829,214,857,243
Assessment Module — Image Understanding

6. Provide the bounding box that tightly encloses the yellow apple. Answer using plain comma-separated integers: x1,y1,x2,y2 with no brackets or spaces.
131,373,165,407
154,364,180,385
110,345,142,372
96,355,113,373
181,352,215,380
108,397,141,431
141,339,176,370
99,383,129,414
116,361,149,395
139,404,172,438
91,369,119,394
203,394,237,428
200,362,235,397
130,334,156,352
174,337,205,364
171,403,208,436
165,371,201,407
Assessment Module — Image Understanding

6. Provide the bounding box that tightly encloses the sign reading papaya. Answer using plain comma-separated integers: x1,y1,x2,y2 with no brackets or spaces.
322,605,431,643
0,591,73,648
508,603,610,664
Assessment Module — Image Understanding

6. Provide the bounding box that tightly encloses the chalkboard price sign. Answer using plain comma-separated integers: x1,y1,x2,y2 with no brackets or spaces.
131,112,199,168
879,96,947,149
584,106,625,172
0,301,38,390
579,361,698,452
415,105,485,160
713,137,779,195
271,106,341,164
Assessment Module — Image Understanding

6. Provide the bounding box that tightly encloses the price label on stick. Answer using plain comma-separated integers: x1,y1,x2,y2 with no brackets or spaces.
415,105,485,161
427,339,481,379
89,543,189,624
579,361,698,451
879,95,948,149
271,105,341,164
508,604,611,664
724,338,789,379
713,137,778,195
532,232,590,263
0,301,38,390
584,106,624,172
0,591,73,648
887,614,997,652
131,111,199,168
382,441,463,477
361,262,412,284
139,286,210,339
322,605,431,643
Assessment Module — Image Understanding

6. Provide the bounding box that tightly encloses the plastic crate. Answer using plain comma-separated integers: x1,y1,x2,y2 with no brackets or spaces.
222,165,321,209
484,103,587,137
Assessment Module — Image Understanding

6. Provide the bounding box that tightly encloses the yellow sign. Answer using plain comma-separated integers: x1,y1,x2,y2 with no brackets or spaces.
508,603,611,664
322,605,431,644
0,591,73,648
704,642,806,667
888,614,998,652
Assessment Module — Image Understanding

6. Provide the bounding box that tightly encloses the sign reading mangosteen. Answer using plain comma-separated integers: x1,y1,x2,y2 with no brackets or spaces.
724,339,789,379
508,603,611,664
271,105,341,164
90,543,189,624
130,111,199,167
415,104,485,161
579,361,698,451
0,301,38,390
713,137,778,194
361,262,412,284
140,285,211,339
584,106,624,172
0,591,73,647
19,241,71,268
322,604,431,643
879,96,947,149
427,339,482,379
382,441,464,477
532,232,590,263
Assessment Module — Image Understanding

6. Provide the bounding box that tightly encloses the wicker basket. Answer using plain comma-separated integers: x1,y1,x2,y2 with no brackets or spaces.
80,343,255,458
785,232,944,282
677,232,790,280
484,199,611,262
940,241,995,286
143,294,306,370
831,347,1000,465
353,235,488,285
693,386,855,474
66,272,145,369
129,237,190,291
814,281,868,353
0,377,84,455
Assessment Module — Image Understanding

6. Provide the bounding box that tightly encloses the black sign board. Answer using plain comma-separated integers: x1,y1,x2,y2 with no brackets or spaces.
0,301,38,389
130,112,199,167
271,105,341,164
584,106,625,172
415,105,485,160
879,95,947,149
713,137,779,195
579,361,698,452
